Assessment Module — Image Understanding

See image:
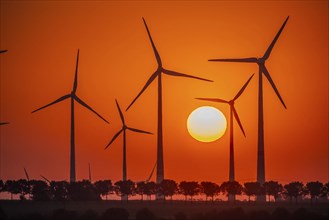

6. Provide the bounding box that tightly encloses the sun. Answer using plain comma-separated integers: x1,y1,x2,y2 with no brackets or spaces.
187,106,227,142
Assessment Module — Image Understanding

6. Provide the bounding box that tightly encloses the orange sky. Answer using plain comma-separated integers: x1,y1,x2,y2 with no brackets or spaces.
0,1,328,185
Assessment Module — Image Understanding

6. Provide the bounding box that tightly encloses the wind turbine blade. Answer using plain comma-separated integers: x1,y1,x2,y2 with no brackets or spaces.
263,16,289,60
0,50,8,53
142,17,162,66
209,58,257,63
72,49,79,93
146,161,157,182
88,163,92,182
105,129,123,149
261,65,287,109
24,168,30,181
126,70,159,111
233,74,254,101
74,95,109,124
163,69,213,82
232,106,246,137
32,94,71,113
127,127,153,134
0,122,9,125
115,99,125,125
40,175,51,184
195,97,228,103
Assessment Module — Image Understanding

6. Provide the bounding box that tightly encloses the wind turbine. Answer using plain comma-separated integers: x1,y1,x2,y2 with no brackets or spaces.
196,74,254,201
105,99,152,183
40,175,51,184
32,49,109,183
24,168,30,181
209,17,289,201
126,18,213,195
0,50,9,125
88,162,92,183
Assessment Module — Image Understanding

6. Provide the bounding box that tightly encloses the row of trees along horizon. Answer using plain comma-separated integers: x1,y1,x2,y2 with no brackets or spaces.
0,179,328,203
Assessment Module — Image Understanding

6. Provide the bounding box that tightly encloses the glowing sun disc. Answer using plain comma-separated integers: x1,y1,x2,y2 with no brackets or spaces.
187,106,227,142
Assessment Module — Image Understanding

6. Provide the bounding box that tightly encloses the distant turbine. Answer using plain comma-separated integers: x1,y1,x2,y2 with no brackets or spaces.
0,50,8,125
105,99,152,183
24,168,30,181
136,161,157,184
209,16,289,201
40,175,51,184
32,49,109,183
88,162,92,183
196,74,254,201
126,18,213,195
146,161,157,183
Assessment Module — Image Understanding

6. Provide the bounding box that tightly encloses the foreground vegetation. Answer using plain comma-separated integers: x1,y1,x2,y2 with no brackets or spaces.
1,179,328,204
0,200,328,220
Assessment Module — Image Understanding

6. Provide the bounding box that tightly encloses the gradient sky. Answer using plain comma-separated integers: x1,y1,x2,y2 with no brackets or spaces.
0,1,328,185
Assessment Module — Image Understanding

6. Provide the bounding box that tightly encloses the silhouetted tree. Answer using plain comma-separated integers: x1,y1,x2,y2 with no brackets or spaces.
136,208,157,220
243,182,263,202
100,207,129,220
17,179,31,200
158,179,178,200
284,181,304,204
30,180,51,201
136,181,147,201
68,180,100,201
4,180,21,200
220,181,243,203
306,181,323,204
94,180,112,200
49,181,69,201
0,180,4,192
114,180,135,200
264,181,282,203
179,181,200,201
200,181,220,202
320,182,329,199
144,181,157,200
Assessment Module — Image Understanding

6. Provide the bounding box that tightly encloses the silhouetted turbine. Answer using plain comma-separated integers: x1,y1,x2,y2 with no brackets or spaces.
106,99,152,183
146,161,157,183
40,175,51,184
196,74,254,201
24,168,30,181
32,49,109,183
126,18,213,194
0,50,8,53
209,17,289,195
88,162,92,183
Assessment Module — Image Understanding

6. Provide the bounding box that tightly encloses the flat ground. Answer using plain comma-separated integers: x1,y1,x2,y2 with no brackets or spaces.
1,200,328,219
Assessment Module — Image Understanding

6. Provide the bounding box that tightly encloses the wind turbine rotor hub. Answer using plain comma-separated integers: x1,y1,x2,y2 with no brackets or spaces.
258,57,265,64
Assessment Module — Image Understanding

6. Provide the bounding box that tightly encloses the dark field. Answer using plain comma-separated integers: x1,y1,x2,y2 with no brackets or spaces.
0,200,328,220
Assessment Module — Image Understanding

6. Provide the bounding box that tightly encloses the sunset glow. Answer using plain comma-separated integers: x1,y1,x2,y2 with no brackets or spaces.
187,106,227,143
0,1,327,185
